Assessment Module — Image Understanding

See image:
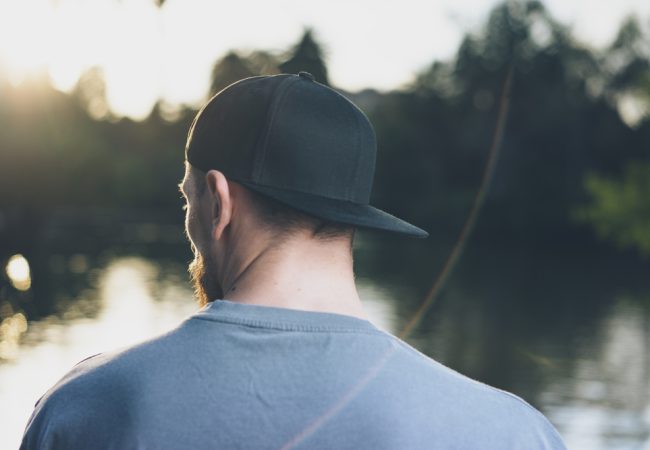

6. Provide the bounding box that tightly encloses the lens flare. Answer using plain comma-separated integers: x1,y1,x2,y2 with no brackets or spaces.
6,254,32,291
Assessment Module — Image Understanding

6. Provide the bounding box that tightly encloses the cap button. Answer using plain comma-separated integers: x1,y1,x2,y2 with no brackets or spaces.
298,71,315,81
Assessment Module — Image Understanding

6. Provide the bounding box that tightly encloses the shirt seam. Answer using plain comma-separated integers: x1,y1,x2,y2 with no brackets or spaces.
192,315,383,335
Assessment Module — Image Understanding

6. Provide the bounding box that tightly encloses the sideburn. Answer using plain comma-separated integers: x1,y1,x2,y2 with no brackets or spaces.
188,251,223,307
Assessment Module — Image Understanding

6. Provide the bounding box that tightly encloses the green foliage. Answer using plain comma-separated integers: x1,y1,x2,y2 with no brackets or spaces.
573,163,650,256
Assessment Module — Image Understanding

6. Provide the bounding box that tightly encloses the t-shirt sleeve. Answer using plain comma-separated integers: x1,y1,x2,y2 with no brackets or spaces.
20,354,108,450
20,398,58,450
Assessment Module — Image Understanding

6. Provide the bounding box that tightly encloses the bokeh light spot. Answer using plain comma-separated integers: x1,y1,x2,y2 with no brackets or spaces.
0,312,28,360
5,255,32,292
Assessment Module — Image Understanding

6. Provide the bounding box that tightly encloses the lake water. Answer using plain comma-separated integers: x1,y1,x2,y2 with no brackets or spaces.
1,227,649,449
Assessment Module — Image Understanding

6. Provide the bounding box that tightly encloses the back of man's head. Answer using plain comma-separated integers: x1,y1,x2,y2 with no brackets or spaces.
184,72,428,241
182,72,425,309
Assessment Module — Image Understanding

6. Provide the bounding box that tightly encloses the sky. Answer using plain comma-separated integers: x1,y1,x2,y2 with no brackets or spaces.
0,0,649,120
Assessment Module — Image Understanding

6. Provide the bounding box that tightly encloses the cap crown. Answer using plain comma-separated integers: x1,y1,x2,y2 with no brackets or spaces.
185,73,377,204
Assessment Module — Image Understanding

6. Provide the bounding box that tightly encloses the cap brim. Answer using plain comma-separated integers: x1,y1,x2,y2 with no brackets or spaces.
236,180,429,238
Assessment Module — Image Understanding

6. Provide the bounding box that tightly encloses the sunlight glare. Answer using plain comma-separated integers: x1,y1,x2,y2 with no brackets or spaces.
6,254,32,292
1,0,649,119
46,0,111,92
0,0,55,85
102,0,163,120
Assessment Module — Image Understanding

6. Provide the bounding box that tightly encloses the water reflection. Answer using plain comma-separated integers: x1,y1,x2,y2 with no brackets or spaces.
355,235,650,450
550,300,650,449
0,235,649,449
0,256,196,449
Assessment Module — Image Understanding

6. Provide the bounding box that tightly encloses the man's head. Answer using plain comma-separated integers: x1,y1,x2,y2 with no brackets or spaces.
182,72,427,305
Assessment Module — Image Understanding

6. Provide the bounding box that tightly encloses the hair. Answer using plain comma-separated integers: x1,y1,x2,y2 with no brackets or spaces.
247,189,356,245
189,166,355,246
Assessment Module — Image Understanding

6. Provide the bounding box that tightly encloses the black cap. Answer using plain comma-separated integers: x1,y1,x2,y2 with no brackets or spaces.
185,72,428,238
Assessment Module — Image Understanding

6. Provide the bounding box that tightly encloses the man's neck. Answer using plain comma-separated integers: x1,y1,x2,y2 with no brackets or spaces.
220,238,367,320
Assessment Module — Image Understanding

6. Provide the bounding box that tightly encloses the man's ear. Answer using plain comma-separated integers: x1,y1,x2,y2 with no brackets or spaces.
205,170,232,241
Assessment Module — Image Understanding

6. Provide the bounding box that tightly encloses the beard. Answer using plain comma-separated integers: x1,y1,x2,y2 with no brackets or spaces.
188,250,223,307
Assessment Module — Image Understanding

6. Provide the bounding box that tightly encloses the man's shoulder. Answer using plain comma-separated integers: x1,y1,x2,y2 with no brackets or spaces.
25,338,162,419
36,319,193,399
20,352,132,450
21,322,195,450
378,335,566,449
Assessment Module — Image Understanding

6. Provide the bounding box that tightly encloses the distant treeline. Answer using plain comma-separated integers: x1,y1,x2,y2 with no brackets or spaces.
1,0,649,255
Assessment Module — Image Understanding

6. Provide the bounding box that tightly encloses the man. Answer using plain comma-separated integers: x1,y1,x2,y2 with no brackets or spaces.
21,72,565,449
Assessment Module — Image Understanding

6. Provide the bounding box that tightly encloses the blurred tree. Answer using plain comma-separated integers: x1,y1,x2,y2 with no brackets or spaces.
247,50,281,76
208,50,281,99
372,0,650,246
601,16,650,127
73,66,111,121
279,28,329,85
1,0,649,257
209,51,256,97
573,163,650,257
571,16,650,255
605,16,649,92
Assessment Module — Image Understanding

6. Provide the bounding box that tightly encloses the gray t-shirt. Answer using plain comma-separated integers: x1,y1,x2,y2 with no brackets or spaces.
21,300,566,449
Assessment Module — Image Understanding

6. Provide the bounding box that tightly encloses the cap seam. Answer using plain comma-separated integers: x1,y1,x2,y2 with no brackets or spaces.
350,101,363,201
252,76,299,182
